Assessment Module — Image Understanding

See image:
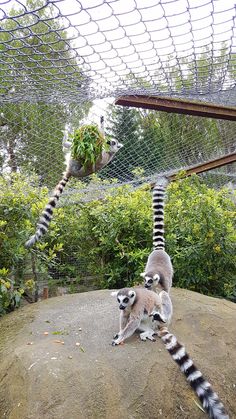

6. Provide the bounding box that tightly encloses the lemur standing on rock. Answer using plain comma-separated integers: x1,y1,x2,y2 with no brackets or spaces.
141,177,173,294
112,287,229,419
111,287,172,345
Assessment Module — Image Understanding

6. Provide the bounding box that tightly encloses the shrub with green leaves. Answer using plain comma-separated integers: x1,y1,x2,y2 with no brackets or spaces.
70,125,107,167
0,173,64,313
71,184,153,288
1,172,235,311
53,175,236,299
0,268,35,315
165,175,236,298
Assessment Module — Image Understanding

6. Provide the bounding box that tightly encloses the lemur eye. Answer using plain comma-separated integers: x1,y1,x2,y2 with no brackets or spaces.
107,139,116,146
117,297,120,303
148,279,153,284
123,297,129,303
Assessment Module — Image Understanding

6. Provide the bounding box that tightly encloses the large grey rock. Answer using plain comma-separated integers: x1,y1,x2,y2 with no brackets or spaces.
0,288,235,419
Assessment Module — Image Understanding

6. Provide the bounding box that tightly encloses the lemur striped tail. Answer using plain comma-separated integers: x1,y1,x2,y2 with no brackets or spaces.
152,177,169,250
25,174,70,248
159,327,229,419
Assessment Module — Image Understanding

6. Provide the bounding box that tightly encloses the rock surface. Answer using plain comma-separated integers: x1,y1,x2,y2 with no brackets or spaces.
0,288,235,419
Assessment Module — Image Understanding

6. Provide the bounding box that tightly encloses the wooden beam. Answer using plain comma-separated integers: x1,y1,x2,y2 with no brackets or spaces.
115,95,236,121
172,152,236,178
150,152,236,185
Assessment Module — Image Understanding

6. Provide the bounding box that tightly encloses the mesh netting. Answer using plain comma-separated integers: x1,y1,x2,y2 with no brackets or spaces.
0,0,236,193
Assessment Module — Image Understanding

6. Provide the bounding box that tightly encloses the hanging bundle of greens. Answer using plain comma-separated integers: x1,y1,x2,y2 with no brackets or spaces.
70,125,108,168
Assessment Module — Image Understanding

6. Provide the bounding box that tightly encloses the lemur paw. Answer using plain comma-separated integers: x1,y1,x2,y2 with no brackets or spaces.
150,311,166,323
112,338,124,346
112,332,123,346
140,331,156,341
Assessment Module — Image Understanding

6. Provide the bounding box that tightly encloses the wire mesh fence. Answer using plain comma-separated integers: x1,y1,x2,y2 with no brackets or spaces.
0,0,236,296
0,0,235,194
0,0,236,105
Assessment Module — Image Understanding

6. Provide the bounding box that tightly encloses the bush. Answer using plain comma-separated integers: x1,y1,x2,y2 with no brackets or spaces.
0,173,62,312
1,172,235,309
52,175,236,299
71,184,153,288
165,175,236,298
0,268,35,315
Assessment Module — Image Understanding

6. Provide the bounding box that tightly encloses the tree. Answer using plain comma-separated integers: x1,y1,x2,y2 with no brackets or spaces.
104,105,143,180
104,45,235,182
0,0,90,187
141,111,224,169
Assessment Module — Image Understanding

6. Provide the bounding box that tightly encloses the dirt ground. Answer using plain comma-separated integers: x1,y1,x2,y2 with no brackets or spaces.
0,288,235,419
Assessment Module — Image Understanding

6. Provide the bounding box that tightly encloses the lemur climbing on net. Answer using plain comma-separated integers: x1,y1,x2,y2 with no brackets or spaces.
25,136,123,248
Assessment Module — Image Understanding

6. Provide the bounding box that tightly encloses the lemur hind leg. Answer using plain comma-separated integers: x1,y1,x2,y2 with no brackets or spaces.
139,318,156,341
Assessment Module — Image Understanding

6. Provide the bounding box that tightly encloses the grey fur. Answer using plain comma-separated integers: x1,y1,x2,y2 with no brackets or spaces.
25,139,123,248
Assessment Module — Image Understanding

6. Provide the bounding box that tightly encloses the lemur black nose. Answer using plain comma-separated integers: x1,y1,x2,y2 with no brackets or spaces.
119,305,125,310
144,284,150,289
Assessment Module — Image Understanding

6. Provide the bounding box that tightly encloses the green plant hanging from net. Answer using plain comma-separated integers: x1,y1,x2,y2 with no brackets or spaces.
70,125,108,168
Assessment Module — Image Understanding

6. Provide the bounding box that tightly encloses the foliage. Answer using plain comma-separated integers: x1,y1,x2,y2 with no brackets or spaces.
71,125,107,166
105,105,142,180
140,111,224,170
0,173,64,312
105,102,234,183
0,0,90,187
104,46,236,183
1,172,235,316
0,268,34,315
65,184,153,288
47,175,236,299
165,175,236,298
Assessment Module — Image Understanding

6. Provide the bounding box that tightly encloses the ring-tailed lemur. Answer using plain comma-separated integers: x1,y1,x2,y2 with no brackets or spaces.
25,138,123,248
150,317,229,419
112,288,228,418
111,287,172,345
141,177,173,293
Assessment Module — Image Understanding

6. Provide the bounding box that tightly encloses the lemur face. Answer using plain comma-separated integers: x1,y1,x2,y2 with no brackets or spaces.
117,290,136,310
142,273,160,290
107,138,123,152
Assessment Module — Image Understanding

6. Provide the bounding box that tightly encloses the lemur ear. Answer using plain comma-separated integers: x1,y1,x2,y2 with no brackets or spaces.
110,291,118,297
128,290,135,298
140,272,145,278
153,274,160,281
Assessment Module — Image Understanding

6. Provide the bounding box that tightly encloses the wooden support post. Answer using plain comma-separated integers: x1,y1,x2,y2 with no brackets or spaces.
43,287,49,299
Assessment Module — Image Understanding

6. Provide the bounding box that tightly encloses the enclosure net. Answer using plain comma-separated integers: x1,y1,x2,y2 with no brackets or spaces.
0,0,236,195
